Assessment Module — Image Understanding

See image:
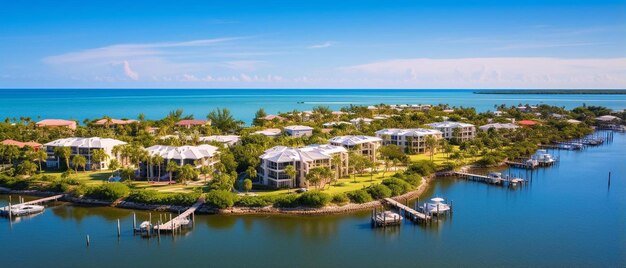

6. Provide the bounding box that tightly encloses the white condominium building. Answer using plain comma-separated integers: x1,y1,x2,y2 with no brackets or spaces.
258,144,348,188
375,128,443,154
44,137,127,170
329,135,382,162
427,121,476,142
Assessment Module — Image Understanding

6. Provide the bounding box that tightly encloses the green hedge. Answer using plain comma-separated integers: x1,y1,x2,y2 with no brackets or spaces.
205,190,237,209
235,196,272,207
0,175,32,190
366,184,392,199
127,190,200,206
347,190,373,204
382,178,413,196
331,193,349,205
298,191,331,208
85,183,130,201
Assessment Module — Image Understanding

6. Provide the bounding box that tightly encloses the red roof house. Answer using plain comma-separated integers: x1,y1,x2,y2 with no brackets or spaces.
36,119,77,130
1,139,43,150
518,120,539,126
175,119,211,128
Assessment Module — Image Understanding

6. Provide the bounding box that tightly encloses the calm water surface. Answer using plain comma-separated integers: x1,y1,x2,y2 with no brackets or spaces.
1,89,625,124
1,132,624,267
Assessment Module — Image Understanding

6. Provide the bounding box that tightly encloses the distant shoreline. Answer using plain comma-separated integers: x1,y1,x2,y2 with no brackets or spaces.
475,89,626,95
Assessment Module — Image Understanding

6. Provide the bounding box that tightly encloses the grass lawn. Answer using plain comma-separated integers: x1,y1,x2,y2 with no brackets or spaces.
408,146,480,167
252,171,395,197
38,170,204,193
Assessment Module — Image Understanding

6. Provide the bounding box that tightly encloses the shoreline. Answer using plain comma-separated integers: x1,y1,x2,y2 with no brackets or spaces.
0,175,435,216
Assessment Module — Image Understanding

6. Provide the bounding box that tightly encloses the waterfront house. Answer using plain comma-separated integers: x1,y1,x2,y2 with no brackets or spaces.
93,118,138,126
44,137,126,170
350,118,374,125
36,119,77,130
375,128,443,154
284,125,314,137
175,119,211,129
253,128,283,137
427,121,476,142
478,123,519,131
261,114,287,122
141,144,219,180
518,120,539,127
329,135,382,162
1,139,42,151
258,144,348,188
199,135,241,147
322,121,351,128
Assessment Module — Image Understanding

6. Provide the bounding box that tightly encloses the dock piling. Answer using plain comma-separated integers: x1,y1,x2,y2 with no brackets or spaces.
86,235,90,247
117,219,120,237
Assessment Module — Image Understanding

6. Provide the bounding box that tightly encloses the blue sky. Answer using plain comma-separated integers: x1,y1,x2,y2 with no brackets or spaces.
1,0,625,88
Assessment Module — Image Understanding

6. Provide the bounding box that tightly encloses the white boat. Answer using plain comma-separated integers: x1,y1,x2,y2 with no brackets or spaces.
139,221,152,230
532,149,556,164
8,204,45,216
487,172,504,183
425,197,451,215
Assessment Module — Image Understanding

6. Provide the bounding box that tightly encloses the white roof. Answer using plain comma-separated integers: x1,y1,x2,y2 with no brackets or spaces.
260,144,347,163
596,115,619,121
253,128,282,136
322,121,351,127
329,135,382,146
428,121,475,128
375,128,442,137
44,137,127,149
146,144,219,160
199,135,240,145
350,118,373,123
284,125,314,131
479,123,519,130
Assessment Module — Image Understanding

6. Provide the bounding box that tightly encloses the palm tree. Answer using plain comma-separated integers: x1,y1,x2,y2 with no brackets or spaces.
166,160,179,184
207,108,243,133
33,150,47,173
90,149,108,171
152,154,164,181
425,136,437,162
383,158,392,178
54,147,72,170
331,154,342,182
246,166,257,181
72,155,87,173
284,164,296,188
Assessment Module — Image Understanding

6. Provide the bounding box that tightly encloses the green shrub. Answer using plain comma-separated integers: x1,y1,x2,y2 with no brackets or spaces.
126,190,200,206
402,174,422,187
0,175,32,190
236,196,271,207
347,190,373,204
406,160,436,176
205,190,237,209
366,184,392,199
272,194,300,208
298,191,331,208
85,183,130,201
331,193,349,205
382,178,413,196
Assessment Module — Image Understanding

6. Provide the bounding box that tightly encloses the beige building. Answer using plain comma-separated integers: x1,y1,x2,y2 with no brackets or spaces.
375,128,443,154
258,144,348,188
329,135,382,162
427,121,476,142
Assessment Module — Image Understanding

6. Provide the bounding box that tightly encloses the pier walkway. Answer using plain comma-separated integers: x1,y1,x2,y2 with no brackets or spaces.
0,194,64,217
382,198,431,223
453,172,527,186
154,198,204,232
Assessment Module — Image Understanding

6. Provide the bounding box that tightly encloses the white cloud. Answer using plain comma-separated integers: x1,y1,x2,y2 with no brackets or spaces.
121,61,139,80
308,41,333,49
340,57,626,88
43,37,242,64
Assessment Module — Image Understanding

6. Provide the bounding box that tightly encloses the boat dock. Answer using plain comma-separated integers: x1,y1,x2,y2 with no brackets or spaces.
382,198,431,223
505,160,538,169
453,172,527,186
0,194,64,217
154,198,204,232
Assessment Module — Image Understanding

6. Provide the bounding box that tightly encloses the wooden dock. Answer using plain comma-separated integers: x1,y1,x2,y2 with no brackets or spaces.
0,194,64,216
154,198,204,232
453,172,527,186
505,160,538,169
382,198,431,223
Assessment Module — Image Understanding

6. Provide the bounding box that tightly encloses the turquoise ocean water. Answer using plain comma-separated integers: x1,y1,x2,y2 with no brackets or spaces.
1,89,625,124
